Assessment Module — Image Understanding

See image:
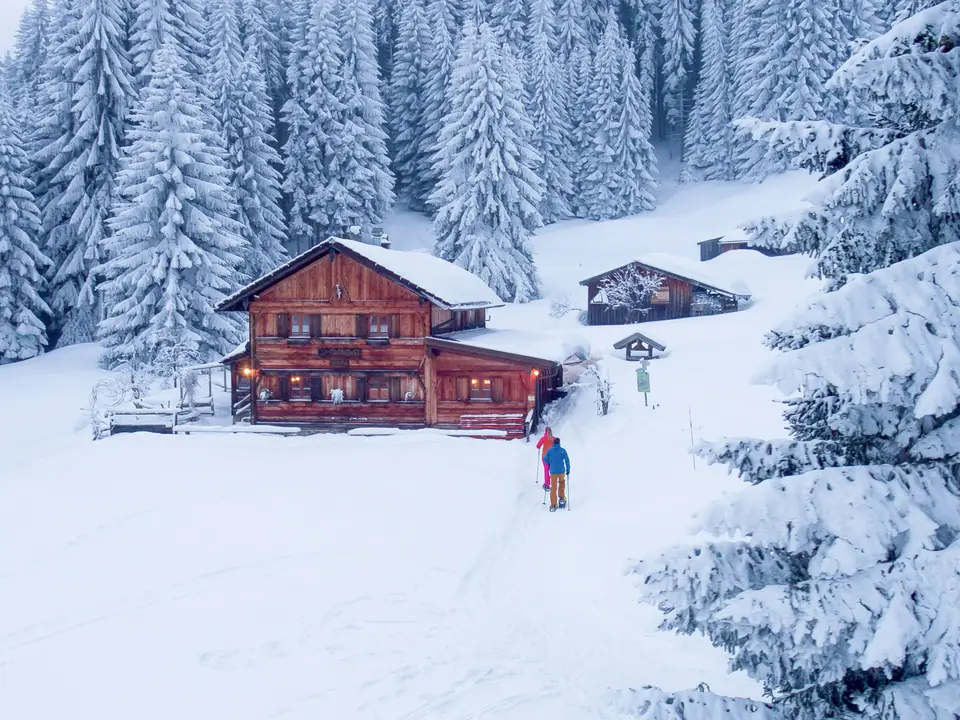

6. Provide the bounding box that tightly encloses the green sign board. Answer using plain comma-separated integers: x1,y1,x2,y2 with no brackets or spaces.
636,369,650,393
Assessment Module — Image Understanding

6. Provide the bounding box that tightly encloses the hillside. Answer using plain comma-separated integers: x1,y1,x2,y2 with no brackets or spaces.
0,174,822,719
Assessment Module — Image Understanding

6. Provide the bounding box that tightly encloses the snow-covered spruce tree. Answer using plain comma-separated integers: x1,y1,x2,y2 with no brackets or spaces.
238,0,286,111
328,0,394,237
98,41,245,370
420,0,459,209
736,0,844,178
556,0,588,62
743,2,960,280
0,91,50,364
129,0,208,84
681,0,734,180
633,7,960,718
388,0,433,210
566,40,593,215
579,11,656,220
208,0,287,277
430,22,543,302
524,0,573,223
658,0,697,145
490,0,527,48
9,0,50,111
30,0,88,345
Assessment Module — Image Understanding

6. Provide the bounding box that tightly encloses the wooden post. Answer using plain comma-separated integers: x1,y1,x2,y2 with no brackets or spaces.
424,349,438,426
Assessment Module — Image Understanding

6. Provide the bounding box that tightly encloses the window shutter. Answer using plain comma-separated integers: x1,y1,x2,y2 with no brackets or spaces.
310,375,322,402
310,314,322,338
277,313,290,338
355,314,367,338
356,376,367,401
388,314,399,338
457,376,469,402
278,375,290,401
492,377,504,403
389,377,401,402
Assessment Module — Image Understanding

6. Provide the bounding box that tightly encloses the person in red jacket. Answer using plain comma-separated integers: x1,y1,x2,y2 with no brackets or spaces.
536,426,554,490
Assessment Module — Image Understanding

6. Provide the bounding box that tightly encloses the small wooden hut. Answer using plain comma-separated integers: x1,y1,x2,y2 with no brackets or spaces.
579,253,751,326
613,332,666,361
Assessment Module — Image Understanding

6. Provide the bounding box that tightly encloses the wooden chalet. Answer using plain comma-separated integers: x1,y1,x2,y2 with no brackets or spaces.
216,237,563,438
579,253,751,326
698,236,792,262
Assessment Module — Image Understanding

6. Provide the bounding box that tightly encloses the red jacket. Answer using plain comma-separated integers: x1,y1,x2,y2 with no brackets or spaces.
536,431,553,459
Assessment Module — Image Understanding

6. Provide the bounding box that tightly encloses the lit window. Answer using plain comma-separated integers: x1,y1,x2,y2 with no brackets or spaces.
368,315,390,338
291,315,310,336
368,377,390,401
290,375,310,399
470,377,492,401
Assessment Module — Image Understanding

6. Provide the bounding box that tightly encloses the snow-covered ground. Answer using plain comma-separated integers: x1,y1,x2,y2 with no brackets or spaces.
0,174,822,719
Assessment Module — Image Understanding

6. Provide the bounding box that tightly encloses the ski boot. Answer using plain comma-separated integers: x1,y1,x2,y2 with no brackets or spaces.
549,504,558,512
542,482,550,491
558,499,567,510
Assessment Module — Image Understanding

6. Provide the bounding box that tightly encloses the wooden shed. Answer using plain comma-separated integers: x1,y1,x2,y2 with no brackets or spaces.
216,237,563,438
698,236,794,261
579,253,751,326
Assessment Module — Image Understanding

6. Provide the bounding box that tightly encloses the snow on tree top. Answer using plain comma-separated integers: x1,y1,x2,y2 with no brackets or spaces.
581,252,752,298
218,237,505,311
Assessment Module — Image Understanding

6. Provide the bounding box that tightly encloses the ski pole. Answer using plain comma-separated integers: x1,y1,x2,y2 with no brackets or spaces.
566,472,570,511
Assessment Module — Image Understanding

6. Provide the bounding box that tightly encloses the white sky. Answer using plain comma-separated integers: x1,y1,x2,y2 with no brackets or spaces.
0,0,32,56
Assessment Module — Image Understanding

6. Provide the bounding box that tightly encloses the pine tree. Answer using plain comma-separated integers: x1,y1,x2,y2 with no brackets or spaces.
10,0,50,111
636,8,960,717
31,0,95,345
129,0,208,83
566,39,592,215
421,0,459,210
658,0,697,142
490,0,527,48
579,11,656,220
210,0,288,278
431,22,543,302
737,0,843,177
98,41,246,369
388,0,433,210
239,0,286,106
681,0,734,180
0,91,50,364
556,0,587,61
329,0,394,237
524,0,572,222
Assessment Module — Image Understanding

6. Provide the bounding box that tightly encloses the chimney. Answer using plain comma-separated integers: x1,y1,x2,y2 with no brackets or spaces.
372,226,391,248
346,225,362,242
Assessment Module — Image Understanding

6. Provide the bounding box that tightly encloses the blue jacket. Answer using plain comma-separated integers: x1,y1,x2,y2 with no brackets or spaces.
543,440,570,475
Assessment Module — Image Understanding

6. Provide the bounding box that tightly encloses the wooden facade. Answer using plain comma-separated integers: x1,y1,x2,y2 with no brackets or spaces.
218,239,560,438
580,260,750,326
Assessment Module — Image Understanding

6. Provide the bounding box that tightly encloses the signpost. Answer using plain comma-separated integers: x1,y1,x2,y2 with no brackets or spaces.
636,366,650,406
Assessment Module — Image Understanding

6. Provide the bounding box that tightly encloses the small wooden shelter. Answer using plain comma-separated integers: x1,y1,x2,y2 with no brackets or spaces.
580,253,751,326
613,332,666,361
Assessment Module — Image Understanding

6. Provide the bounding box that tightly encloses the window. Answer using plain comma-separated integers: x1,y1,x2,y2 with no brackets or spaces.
291,314,310,336
237,366,251,392
290,375,309,400
368,377,390,401
470,377,493,401
650,288,670,305
368,315,390,338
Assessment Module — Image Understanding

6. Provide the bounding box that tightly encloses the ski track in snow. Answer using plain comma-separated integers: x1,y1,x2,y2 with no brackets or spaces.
0,175,822,718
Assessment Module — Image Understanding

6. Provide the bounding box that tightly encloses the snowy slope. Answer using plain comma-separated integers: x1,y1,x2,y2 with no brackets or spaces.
0,175,821,719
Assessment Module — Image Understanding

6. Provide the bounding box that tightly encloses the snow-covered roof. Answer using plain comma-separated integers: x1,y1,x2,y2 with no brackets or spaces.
581,252,752,298
218,237,504,312
434,329,590,366
220,340,249,364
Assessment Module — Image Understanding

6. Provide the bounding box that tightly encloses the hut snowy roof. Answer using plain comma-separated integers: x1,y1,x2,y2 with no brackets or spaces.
580,252,751,299
428,329,590,368
217,237,504,312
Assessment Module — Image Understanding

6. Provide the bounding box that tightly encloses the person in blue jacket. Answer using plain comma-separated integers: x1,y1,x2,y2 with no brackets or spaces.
542,437,570,511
